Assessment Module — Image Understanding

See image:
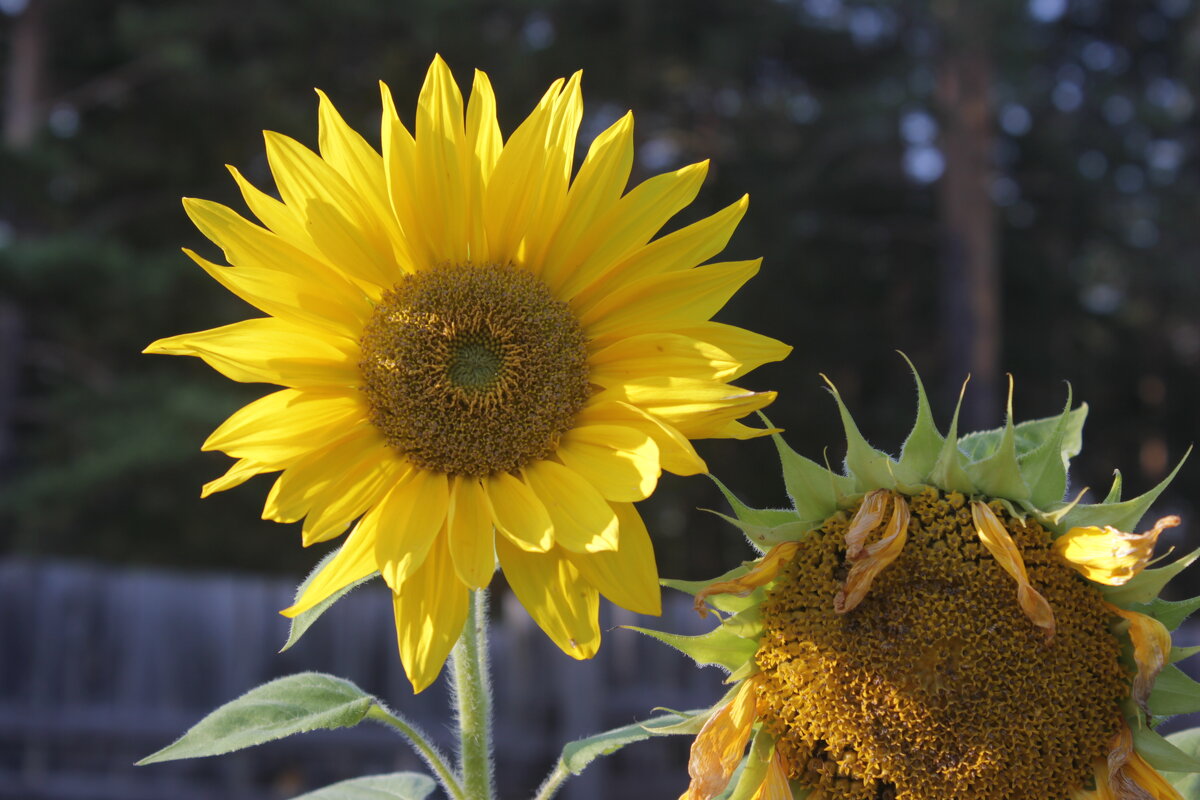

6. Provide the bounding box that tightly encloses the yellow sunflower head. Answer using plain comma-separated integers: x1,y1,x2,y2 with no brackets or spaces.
644,362,1197,800
145,56,790,692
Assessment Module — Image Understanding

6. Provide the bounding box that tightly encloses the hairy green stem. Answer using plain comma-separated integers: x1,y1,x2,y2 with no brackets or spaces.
531,760,571,800
452,589,496,800
366,704,466,800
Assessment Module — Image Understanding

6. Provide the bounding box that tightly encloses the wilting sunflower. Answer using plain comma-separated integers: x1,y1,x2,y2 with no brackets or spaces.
146,56,788,691
643,365,1199,800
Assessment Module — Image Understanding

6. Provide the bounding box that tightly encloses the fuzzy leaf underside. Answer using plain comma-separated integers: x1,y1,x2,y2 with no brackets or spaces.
137,672,378,764
287,773,437,800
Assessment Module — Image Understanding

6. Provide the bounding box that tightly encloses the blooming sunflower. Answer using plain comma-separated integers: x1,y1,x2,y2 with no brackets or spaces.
643,365,1199,800
145,56,789,692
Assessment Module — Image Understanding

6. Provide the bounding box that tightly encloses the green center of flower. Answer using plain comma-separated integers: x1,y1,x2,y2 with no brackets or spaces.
754,488,1127,800
358,262,591,477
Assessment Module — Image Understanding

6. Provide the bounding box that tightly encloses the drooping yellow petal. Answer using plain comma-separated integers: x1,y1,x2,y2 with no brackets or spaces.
751,749,793,800
575,398,707,476
201,457,276,498
145,318,359,389
447,476,496,589
580,259,762,343
413,55,470,266
486,471,553,552
566,502,661,615
1056,516,1181,585
684,677,758,800
373,468,450,590
694,542,801,616
392,531,470,692
282,512,381,617
835,494,911,614
557,424,660,502
572,194,749,311
522,459,619,553
495,536,600,659
1103,726,1184,800
971,501,1057,636
843,488,891,559
1109,604,1171,712
203,389,366,462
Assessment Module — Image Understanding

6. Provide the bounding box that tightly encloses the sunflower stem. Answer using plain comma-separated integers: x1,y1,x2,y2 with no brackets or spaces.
366,705,466,800
452,589,496,800
530,760,571,800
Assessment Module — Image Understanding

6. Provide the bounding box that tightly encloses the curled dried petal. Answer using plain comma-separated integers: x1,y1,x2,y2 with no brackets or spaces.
1109,604,1171,712
682,678,759,800
1056,516,1181,586
844,488,890,559
1102,726,1184,800
694,542,800,617
971,500,1056,637
835,494,910,614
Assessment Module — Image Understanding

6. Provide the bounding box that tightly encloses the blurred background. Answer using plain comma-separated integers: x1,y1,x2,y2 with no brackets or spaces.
2,0,1199,797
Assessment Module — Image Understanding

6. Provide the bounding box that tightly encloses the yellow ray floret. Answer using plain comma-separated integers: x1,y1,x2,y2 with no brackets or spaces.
681,676,759,800
694,542,800,616
148,55,789,691
971,500,1057,636
1057,515,1182,585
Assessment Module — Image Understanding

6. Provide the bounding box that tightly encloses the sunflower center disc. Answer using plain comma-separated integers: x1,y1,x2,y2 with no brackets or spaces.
755,488,1128,800
358,262,590,477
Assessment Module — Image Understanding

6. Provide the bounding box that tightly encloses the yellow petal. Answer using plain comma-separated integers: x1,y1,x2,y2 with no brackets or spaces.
380,80,424,271
1056,516,1181,585
495,536,599,658
203,389,365,461
519,71,584,272
522,459,619,553
299,449,406,546
751,749,792,800
262,428,381,523
971,501,1057,636
684,678,758,800
486,471,553,552
1110,605,1171,712
572,194,749,311
538,112,634,292
179,248,361,339
555,161,710,300
557,424,660,502
413,55,469,266
392,531,470,693
145,318,359,389
670,323,793,381
566,502,661,615
581,259,762,342
843,489,891,559
589,333,746,385
226,164,312,249
282,515,380,617
575,399,707,476
835,493,910,613
464,69,501,260
448,476,497,589
1103,726,1184,800
483,76,567,264
316,88,414,282
263,130,395,284
605,377,777,439
201,457,276,498
694,542,801,617
373,468,450,590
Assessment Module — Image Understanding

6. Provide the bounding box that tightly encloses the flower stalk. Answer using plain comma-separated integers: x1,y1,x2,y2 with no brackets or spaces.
452,589,496,800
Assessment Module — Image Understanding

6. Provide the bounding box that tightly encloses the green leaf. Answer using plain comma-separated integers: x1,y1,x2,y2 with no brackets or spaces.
1133,723,1200,773
894,355,944,486
283,547,379,652
1172,645,1200,664
288,773,436,800
1163,728,1200,795
559,710,710,775
137,673,379,764
1017,391,1079,508
723,605,764,639
929,379,975,495
964,378,1029,502
770,429,851,526
626,625,757,672
821,376,896,492
1103,547,1200,607
1060,448,1190,533
1135,594,1200,632
1148,665,1200,716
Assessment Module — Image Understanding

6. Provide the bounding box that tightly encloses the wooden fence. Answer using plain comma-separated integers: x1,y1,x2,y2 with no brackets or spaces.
0,558,722,800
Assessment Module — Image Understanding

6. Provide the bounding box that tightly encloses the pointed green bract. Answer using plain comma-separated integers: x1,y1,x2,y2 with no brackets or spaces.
1147,665,1200,716
1103,547,1200,607
558,709,711,775
929,379,977,494
1016,391,1079,508
771,430,850,526
894,357,944,486
822,376,896,492
1060,449,1191,533
1104,470,1124,503
1136,595,1200,632
1163,728,1200,796
965,381,1029,502
1133,723,1200,773
625,625,758,672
